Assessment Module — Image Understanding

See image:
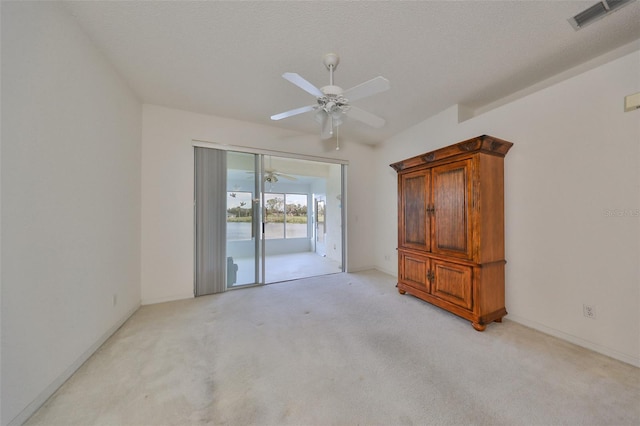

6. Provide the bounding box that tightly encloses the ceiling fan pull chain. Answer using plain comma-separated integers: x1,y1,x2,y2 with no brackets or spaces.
336,125,340,151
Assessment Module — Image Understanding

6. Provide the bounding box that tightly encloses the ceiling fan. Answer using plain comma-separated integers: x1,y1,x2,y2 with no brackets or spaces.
262,169,297,184
246,156,298,183
271,53,390,139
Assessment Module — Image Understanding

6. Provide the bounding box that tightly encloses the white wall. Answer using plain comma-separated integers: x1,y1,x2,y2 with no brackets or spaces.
141,105,376,304
0,3,142,425
373,48,640,366
324,163,344,264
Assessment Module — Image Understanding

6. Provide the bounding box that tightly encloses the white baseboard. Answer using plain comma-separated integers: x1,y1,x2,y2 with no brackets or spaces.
141,293,194,305
8,305,140,426
372,266,396,277
345,264,377,273
507,314,640,368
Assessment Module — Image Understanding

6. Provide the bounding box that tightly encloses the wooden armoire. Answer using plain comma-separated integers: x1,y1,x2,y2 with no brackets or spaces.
390,135,513,331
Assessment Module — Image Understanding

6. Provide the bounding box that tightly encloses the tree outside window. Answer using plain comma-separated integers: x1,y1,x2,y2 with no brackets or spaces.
227,191,253,241
264,193,308,239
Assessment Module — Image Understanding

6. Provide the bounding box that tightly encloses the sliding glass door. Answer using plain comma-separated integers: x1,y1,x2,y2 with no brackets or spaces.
195,145,345,296
225,151,261,287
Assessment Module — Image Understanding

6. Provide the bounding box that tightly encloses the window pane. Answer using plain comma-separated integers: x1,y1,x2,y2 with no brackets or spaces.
264,193,284,239
227,191,253,241
316,199,326,244
285,193,308,238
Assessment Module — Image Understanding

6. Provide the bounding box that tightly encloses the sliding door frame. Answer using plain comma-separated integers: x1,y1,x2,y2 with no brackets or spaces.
193,140,348,166
193,139,348,293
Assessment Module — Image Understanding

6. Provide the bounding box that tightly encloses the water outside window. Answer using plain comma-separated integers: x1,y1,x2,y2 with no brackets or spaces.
227,191,253,241
285,193,308,238
264,193,308,239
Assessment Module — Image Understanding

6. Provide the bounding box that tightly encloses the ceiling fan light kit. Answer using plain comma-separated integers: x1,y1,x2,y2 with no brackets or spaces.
271,53,390,140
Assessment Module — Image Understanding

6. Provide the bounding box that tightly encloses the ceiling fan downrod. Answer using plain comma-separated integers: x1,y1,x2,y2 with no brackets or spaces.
318,53,349,119
323,53,339,85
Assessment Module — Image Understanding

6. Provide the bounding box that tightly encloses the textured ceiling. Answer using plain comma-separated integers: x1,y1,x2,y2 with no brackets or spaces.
64,1,640,145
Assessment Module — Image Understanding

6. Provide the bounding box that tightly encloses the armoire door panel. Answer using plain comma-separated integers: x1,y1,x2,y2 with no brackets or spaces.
400,170,431,251
432,160,472,259
399,252,430,292
431,259,473,310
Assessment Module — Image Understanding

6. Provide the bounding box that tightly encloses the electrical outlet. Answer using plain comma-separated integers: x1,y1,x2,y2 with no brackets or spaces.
583,304,596,319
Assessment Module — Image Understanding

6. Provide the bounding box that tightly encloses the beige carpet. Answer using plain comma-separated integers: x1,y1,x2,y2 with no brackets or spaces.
26,270,640,425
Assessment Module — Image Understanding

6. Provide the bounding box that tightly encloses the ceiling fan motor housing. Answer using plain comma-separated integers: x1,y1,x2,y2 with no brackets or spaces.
321,85,343,96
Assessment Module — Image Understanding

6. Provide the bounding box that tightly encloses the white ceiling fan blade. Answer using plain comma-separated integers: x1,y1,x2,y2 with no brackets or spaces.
274,172,298,181
343,76,390,102
271,104,315,121
282,72,324,97
319,113,333,140
347,106,386,128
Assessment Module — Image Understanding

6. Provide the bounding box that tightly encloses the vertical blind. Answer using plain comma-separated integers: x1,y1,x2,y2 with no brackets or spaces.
194,147,227,296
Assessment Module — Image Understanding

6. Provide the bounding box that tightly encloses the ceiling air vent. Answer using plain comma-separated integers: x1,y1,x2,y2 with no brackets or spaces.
568,0,636,30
